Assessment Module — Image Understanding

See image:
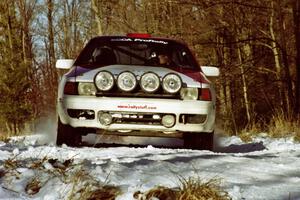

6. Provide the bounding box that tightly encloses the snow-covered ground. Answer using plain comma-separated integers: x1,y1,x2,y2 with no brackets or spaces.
0,133,300,200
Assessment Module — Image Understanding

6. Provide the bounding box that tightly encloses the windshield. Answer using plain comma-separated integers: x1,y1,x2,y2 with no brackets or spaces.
74,37,199,70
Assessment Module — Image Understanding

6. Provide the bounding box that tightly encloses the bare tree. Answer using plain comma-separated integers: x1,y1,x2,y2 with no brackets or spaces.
293,0,300,116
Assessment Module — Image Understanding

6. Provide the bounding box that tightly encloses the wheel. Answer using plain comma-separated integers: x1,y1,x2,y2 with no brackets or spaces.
56,118,82,147
183,132,214,150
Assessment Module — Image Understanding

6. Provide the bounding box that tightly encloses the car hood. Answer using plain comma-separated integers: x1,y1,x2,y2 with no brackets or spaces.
66,64,208,87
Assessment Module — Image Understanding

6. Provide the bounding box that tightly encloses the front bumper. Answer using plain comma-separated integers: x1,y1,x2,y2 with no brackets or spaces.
57,95,215,135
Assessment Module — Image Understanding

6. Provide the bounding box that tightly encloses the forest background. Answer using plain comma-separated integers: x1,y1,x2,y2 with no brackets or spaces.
0,0,299,137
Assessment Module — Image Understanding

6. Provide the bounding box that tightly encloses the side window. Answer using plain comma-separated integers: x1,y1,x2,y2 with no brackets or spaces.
182,49,198,69
172,49,193,68
91,47,116,65
181,51,190,65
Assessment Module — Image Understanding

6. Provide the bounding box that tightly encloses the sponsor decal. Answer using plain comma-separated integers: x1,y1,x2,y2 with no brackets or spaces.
117,104,157,110
111,38,168,44
111,38,132,42
133,38,168,44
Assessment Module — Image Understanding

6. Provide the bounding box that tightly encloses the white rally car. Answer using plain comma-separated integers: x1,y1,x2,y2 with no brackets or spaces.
56,34,219,150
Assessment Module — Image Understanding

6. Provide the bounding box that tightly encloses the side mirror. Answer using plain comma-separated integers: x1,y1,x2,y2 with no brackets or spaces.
201,66,220,77
55,59,74,69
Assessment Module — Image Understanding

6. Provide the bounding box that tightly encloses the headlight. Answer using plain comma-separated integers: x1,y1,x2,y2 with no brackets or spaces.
94,71,114,91
140,72,160,93
117,71,137,92
78,82,96,96
162,73,182,93
180,88,198,100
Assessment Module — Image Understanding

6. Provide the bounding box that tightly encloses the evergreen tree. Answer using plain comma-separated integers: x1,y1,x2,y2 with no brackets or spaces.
0,0,32,133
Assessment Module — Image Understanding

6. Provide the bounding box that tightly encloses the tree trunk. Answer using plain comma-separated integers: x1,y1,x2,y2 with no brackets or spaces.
270,1,285,108
6,2,14,54
276,0,294,116
47,0,57,111
293,0,300,117
216,32,238,134
47,0,56,67
91,0,103,35
237,42,251,124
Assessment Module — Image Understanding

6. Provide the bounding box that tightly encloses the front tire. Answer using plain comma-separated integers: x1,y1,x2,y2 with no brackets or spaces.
56,118,82,147
183,132,214,150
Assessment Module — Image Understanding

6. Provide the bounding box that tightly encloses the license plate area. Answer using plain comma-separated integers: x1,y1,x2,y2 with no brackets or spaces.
110,112,162,125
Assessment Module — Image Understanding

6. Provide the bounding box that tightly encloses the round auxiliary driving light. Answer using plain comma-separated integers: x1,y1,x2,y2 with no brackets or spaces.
162,115,175,128
140,72,160,93
94,71,114,91
162,73,182,94
98,112,112,126
117,71,137,92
